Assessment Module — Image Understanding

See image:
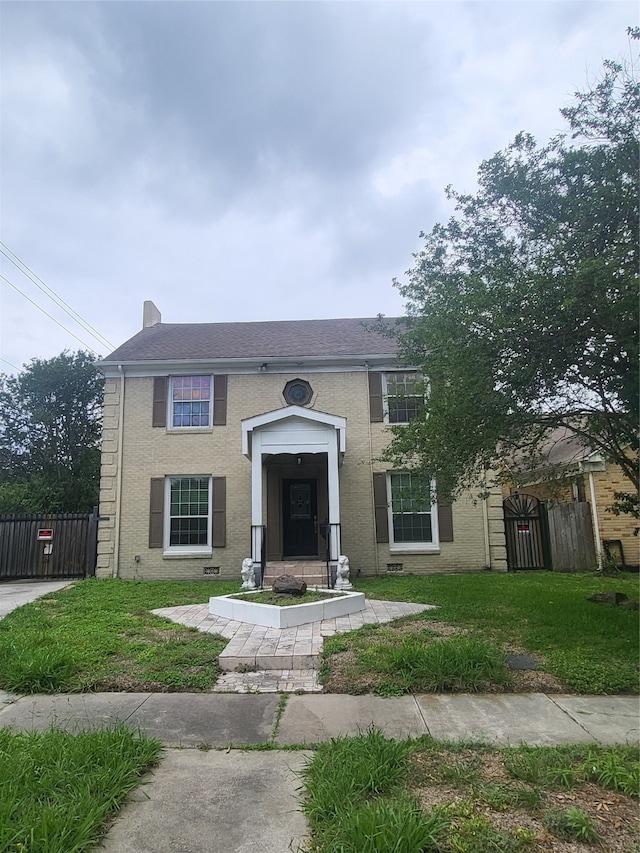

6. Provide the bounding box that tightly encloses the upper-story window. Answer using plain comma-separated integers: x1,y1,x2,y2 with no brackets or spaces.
171,376,212,428
384,372,423,423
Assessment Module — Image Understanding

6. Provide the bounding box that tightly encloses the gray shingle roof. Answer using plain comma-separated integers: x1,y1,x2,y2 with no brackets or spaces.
103,317,401,362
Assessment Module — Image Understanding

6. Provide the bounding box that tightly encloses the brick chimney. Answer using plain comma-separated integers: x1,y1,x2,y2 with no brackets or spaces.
143,301,161,328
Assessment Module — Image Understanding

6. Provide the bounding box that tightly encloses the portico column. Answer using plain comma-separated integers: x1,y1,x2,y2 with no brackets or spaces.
327,433,341,561
250,433,263,569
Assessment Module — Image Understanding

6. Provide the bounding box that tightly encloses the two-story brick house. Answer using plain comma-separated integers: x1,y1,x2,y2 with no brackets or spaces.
96,302,506,582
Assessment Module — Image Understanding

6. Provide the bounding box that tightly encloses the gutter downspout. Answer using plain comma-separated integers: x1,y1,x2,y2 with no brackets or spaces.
587,469,603,570
112,364,125,578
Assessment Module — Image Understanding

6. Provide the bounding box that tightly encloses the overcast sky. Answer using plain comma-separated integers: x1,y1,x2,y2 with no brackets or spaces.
0,1,635,373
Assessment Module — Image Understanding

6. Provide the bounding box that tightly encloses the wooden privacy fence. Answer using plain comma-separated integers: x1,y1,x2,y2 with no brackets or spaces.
0,509,98,581
547,502,596,572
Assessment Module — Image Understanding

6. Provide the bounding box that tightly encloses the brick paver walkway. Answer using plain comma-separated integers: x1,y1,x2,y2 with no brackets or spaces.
152,598,435,692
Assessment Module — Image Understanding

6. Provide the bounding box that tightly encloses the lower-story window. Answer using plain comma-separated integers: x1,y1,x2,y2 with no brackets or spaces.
166,476,211,551
388,471,438,547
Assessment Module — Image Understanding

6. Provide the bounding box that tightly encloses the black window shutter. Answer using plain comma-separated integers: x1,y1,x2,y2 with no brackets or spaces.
438,502,454,542
152,377,168,428
373,472,389,543
149,478,164,548
213,375,228,426
212,477,226,547
368,372,384,423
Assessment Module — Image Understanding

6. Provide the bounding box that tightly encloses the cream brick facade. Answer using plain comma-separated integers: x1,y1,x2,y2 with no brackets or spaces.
591,465,639,567
97,318,507,581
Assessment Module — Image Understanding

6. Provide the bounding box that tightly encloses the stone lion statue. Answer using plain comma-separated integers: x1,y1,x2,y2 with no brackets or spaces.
240,557,256,590
335,555,352,590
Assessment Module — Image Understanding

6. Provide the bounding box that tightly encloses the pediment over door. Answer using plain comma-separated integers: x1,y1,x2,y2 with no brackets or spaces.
241,405,346,459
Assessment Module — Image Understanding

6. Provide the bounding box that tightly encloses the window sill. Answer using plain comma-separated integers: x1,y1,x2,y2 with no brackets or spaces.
166,428,213,434
389,545,440,555
162,550,213,559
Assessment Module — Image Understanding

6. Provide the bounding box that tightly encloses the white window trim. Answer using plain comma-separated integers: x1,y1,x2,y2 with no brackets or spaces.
382,371,425,425
167,375,214,431
163,475,213,557
387,471,440,553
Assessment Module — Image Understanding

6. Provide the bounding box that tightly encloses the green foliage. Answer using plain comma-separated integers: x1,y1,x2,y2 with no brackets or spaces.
360,634,511,694
0,578,236,693
545,649,639,695
503,743,640,799
447,814,532,853
351,573,639,694
503,747,579,789
0,726,161,853
299,733,638,853
228,590,333,605
543,807,600,844
383,52,639,500
581,746,640,796
324,798,449,853
0,639,79,693
302,730,450,852
0,351,103,512
479,783,543,812
303,728,412,820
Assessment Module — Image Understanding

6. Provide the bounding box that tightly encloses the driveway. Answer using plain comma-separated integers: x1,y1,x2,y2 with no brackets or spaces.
0,580,73,619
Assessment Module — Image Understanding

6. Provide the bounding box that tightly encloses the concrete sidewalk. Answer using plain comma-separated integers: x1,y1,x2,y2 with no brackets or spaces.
1,690,638,852
1,690,638,747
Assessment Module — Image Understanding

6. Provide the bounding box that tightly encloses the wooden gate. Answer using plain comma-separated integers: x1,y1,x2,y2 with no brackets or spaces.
0,509,98,580
547,502,596,572
503,494,551,570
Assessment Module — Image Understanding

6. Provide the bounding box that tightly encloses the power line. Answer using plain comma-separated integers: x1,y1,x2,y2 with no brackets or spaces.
0,273,101,355
0,242,115,351
0,357,22,372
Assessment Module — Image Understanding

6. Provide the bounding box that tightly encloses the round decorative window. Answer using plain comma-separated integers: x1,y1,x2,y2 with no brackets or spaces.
283,379,313,407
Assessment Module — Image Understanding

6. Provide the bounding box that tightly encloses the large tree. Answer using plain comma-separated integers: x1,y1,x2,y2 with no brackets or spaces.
384,48,639,503
0,351,102,512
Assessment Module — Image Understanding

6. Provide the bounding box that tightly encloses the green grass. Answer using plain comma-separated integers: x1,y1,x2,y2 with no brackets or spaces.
348,572,639,694
0,725,161,853
0,578,237,694
228,589,334,606
363,634,510,693
299,730,640,852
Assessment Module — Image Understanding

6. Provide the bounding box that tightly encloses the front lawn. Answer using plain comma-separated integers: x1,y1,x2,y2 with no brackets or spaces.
301,729,639,853
323,572,640,695
0,572,637,696
0,579,237,694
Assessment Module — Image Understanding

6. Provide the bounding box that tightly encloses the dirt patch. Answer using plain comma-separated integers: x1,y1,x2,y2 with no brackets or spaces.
410,750,639,853
321,618,570,694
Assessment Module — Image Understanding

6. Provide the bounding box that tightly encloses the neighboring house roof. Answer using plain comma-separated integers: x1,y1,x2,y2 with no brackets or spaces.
103,317,400,363
508,426,604,480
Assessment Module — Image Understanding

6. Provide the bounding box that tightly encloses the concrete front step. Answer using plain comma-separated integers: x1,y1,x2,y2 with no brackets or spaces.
263,576,327,588
218,626,323,672
219,650,320,672
263,561,330,588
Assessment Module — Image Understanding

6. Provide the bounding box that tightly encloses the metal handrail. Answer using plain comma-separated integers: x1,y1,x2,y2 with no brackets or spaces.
325,525,331,588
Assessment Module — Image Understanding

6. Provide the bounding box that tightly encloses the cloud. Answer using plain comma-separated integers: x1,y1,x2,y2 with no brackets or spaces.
0,0,636,371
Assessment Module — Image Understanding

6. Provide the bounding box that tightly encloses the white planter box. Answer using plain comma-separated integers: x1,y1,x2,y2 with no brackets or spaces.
208,589,366,628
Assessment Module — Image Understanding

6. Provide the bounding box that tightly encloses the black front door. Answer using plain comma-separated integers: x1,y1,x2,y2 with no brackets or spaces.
283,479,318,557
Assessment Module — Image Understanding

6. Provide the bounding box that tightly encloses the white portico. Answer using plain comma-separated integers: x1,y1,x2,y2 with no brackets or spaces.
241,406,346,575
